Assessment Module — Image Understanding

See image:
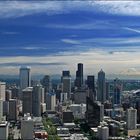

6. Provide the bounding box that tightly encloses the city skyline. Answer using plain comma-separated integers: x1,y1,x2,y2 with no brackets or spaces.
0,1,140,76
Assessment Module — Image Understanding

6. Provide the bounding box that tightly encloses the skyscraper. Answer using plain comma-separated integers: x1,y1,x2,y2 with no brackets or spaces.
87,76,95,92
62,71,71,99
9,99,17,121
22,87,33,115
0,82,6,101
86,100,104,127
87,75,95,100
126,107,137,130
62,71,70,77
46,93,56,111
0,99,3,122
97,69,106,103
75,63,83,88
32,85,42,117
41,75,51,93
20,67,31,91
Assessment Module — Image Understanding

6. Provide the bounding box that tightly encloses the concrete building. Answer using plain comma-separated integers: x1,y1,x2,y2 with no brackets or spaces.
0,82,6,101
9,99,17,121
22,87,33,115
19,67,31,91
97,69,106,103
41,103,46,114
126,107,137,130
97,126,109,140
21,114,34,140
32,85,42,117
46,93,56,111
62,111,74,123
70,104,86,119
0,121,9,139
74,89,88,104
60,92,68,103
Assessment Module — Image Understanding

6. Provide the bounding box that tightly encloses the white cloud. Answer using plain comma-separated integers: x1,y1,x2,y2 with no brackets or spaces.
61,39,81,45
124,27,140,34
1,31,19,35
23,47,44,50
45,21,113,30
0,48,140,76
0,1,140,18
91,1,140,16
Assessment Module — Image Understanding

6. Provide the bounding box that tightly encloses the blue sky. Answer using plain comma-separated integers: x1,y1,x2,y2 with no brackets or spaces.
1,1,140,76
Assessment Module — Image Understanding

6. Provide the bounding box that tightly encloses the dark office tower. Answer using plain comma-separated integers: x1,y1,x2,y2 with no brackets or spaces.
9,99,17,121
113,78,122,105
62,71,71,99
136,101,140,123
22,87,33,115
86,100,104,127
87,76,95,92
11,87,19,99
106,82,110,101
97,69,106,103
40,75,51,93
75,63,83,88
6,90,12,101
87,76,95,101
32,85,42,117
19,67,31,91
62,71,70,77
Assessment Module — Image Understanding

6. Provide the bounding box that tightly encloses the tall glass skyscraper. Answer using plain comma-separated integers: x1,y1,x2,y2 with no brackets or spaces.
75,63,83,88
19,67,31,91
62,71,71,99
97,69,106,103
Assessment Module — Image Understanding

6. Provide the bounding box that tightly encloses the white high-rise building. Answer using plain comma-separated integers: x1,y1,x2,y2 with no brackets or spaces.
19,67,31,91
0,82,6,101
127,107,137,130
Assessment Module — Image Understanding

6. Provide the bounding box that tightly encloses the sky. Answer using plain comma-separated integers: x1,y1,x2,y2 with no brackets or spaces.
1,1,140,77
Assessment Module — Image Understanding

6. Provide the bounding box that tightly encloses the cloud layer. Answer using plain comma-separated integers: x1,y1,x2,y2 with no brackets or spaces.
0,1,140,18
0,1,140,77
